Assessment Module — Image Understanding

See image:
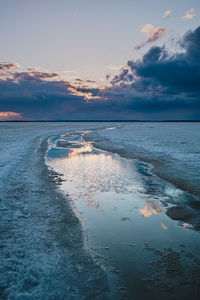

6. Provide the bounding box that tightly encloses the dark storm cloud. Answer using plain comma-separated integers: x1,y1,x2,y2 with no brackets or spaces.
107,26,200,119
0,71,82,119
0,27,200,120
0,70,112,120
113,26,200,91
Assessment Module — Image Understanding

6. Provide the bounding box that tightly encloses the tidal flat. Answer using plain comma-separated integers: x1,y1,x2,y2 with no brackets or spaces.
1,122,200,299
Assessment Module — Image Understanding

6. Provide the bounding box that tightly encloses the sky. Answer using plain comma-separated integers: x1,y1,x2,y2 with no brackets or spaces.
0,0,200,120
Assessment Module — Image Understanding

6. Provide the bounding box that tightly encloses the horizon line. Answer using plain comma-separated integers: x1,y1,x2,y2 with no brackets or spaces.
0,120,200,123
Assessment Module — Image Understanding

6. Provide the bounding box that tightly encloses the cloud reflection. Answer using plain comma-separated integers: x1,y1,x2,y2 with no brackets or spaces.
68,143,93,158
48,138,137,213
139,200,163,217
161,222,168,230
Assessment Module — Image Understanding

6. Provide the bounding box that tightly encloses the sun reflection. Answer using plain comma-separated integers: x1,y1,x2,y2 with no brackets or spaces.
139,200,163,217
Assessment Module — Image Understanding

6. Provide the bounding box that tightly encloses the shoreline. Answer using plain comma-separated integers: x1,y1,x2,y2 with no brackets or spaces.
0,130,112,299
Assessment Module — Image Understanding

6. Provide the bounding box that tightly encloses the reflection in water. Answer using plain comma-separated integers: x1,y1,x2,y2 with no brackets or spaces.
68,142,93,158
48,143,139,211
161,222,168,230
139,200,163,217
182,222,190,228
46,132,200,300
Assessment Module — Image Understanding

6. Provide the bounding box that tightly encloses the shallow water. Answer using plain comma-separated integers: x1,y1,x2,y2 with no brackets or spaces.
94,122,200,196
46,130,200,300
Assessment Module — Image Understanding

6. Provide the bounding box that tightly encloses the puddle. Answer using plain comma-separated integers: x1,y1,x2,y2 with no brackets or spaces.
46,131,200,299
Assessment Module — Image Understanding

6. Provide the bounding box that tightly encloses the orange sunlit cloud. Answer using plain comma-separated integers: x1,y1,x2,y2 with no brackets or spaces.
0,63,19,72
135,24,167,50
68,87,100,101
0,111,22,120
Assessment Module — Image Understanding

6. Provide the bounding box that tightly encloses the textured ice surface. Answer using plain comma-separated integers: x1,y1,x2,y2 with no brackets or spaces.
0,122,112,299
1,121,200,299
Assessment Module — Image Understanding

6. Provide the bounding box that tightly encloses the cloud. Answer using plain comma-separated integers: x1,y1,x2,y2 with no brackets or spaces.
141,24,154,36
108,26,200,119
0,27,200,120
0,111,22,120
135,24,167,49
68,86,100,101
0,63,19,72
147,27,166,42
0,68,105,120
163,10,171,19
14,71,59,81
182,8,196,20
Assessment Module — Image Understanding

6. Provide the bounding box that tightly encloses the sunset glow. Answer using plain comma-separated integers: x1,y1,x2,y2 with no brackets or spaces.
0,111,21,120
68,87,101,101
